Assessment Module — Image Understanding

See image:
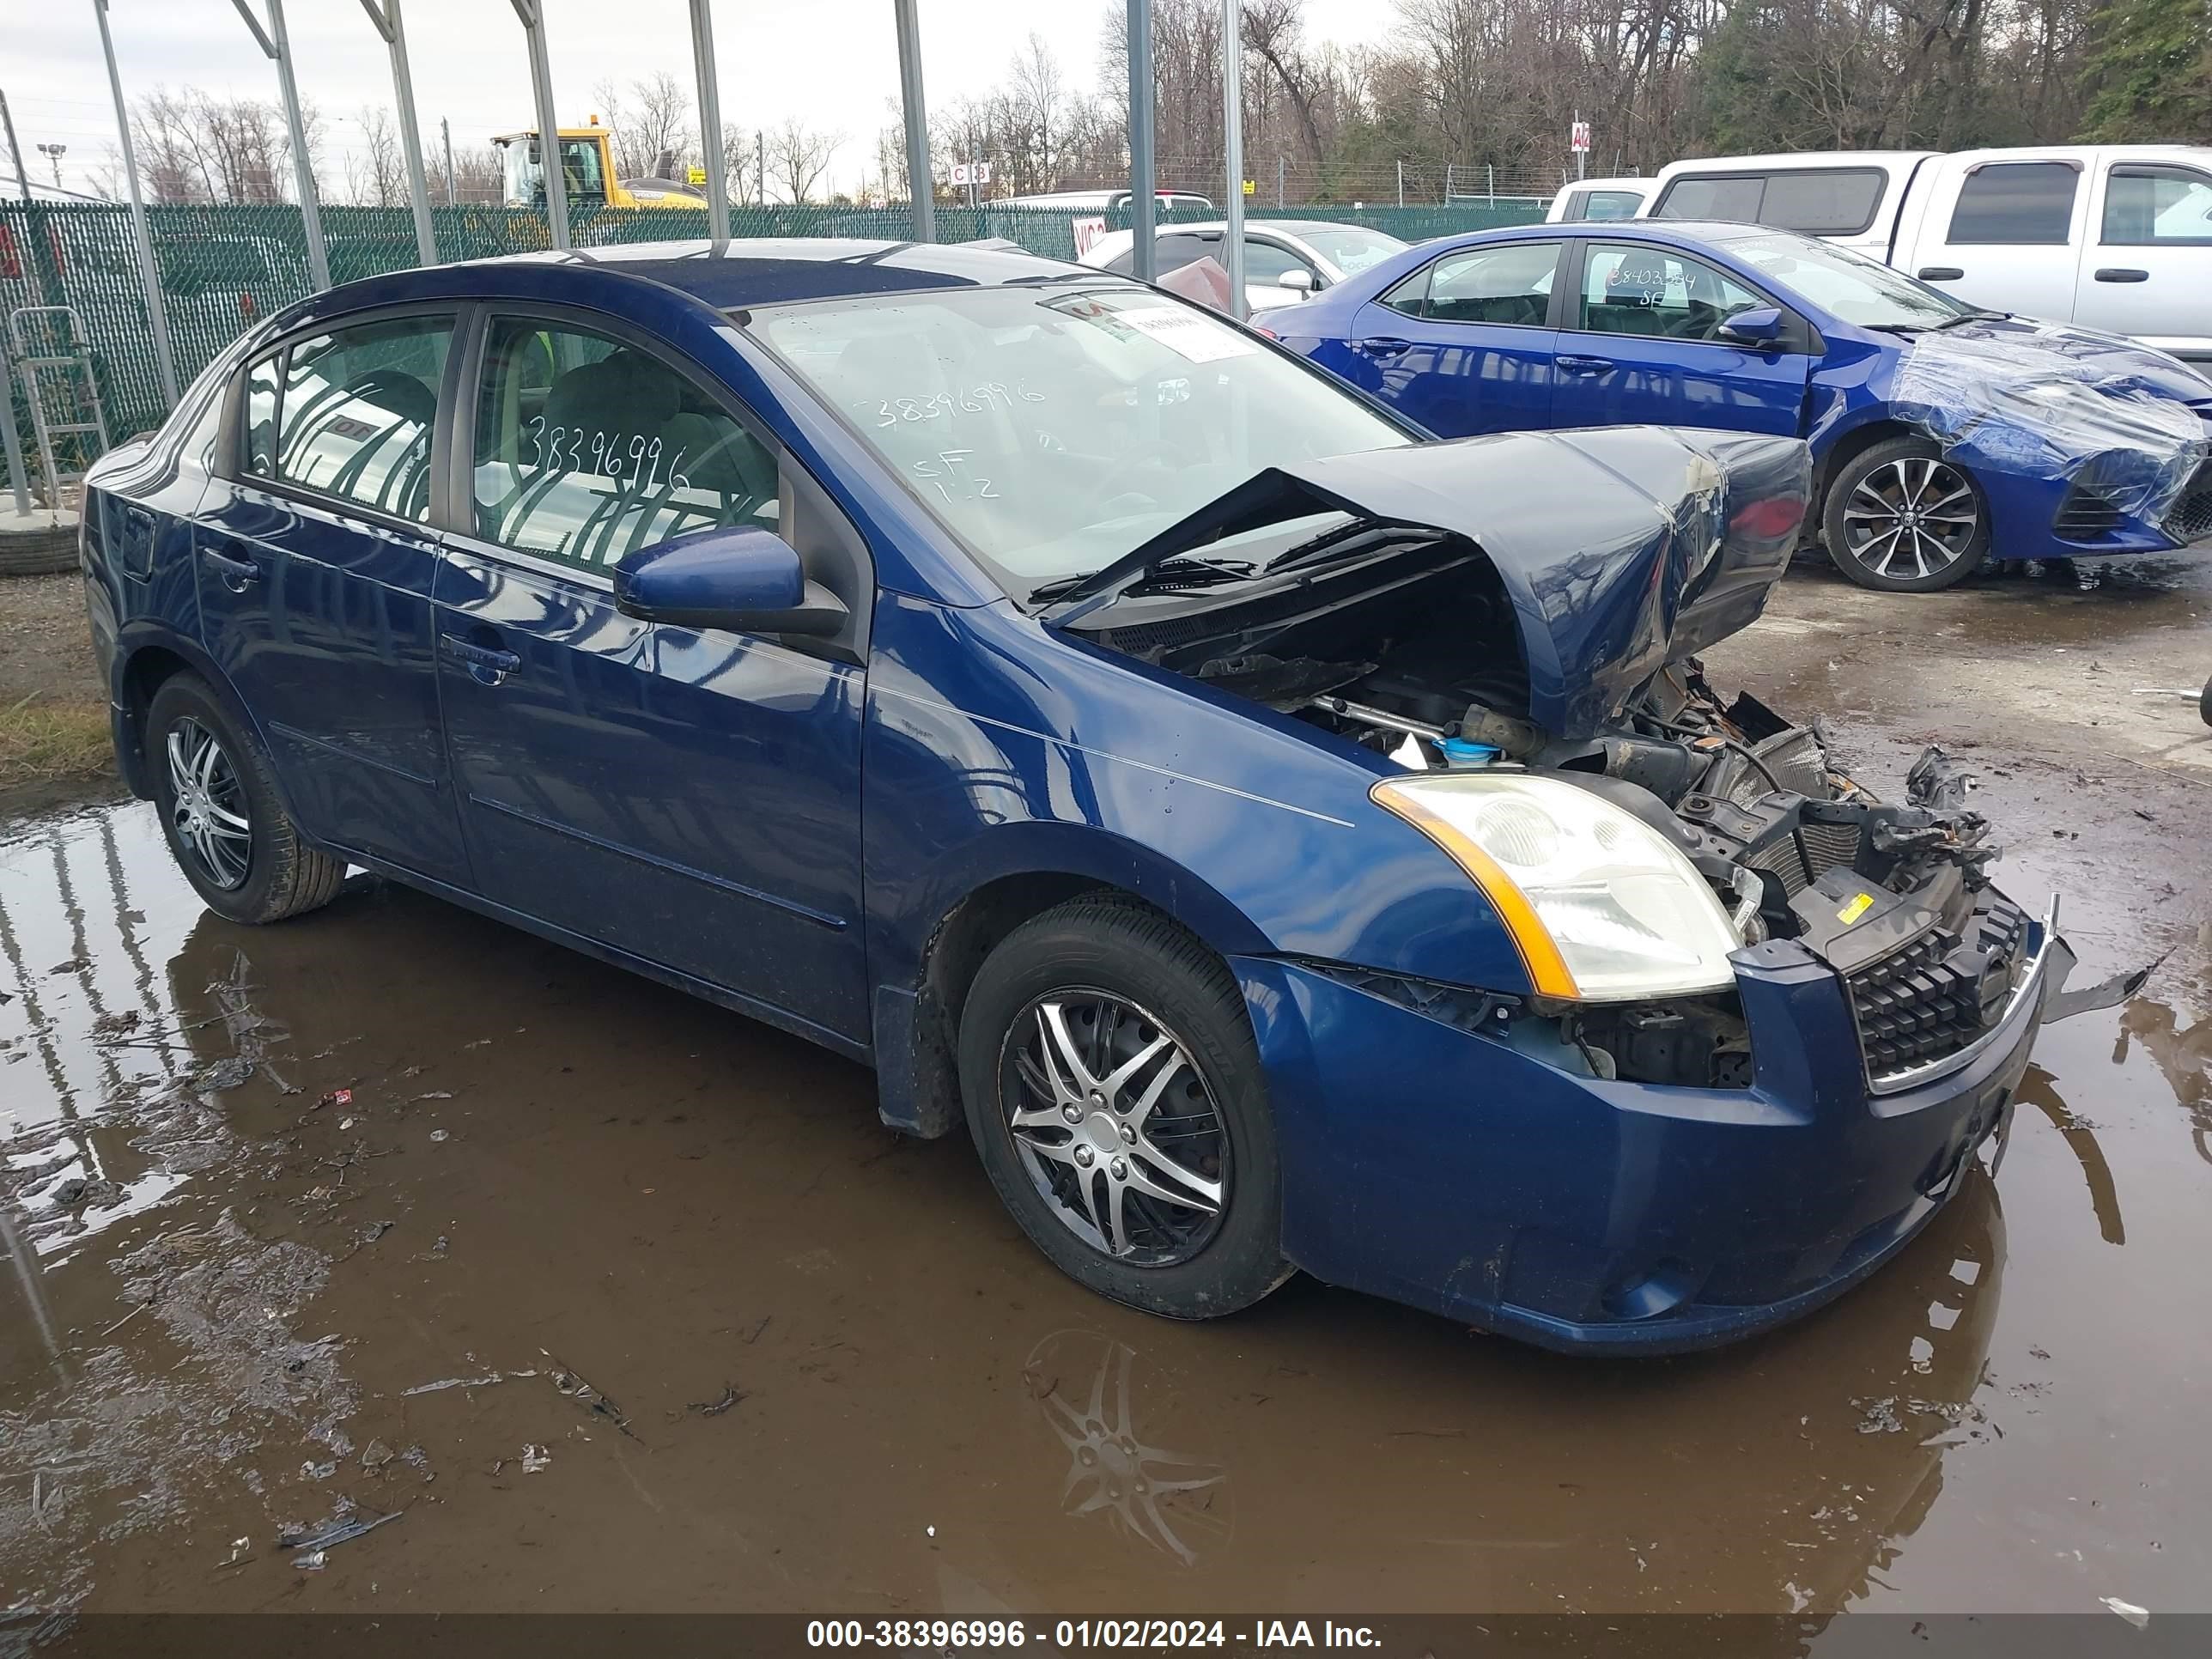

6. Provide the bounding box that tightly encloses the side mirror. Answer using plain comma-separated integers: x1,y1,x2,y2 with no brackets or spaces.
613,526,848,637
1717,306,1788,349
1276,268,1316,295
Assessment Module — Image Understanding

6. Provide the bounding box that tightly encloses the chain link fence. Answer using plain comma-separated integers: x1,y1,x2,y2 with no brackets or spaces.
2,195,1547,462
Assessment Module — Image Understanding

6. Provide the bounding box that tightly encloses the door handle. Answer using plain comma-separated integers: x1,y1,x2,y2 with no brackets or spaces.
2094,267,2149,283
439,632,521,684
1555,355,1614,374
198,544,260,592
1917,266,1966,282
1353,337,1411,359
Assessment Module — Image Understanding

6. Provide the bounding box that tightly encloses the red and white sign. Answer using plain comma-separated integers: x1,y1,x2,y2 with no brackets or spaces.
951,161,992,187
1570,121,1592,154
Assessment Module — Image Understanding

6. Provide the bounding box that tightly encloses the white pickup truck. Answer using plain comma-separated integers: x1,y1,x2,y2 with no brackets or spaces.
1644,147,2212,365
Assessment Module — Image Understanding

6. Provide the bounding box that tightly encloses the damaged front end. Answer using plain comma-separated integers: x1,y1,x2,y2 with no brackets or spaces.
1060,426,2122,1097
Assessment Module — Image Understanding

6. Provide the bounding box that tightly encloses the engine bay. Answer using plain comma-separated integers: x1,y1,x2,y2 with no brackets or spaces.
1082,542,2027,1090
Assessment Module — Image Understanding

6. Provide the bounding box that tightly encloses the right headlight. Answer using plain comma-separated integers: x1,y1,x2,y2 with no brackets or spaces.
1371,772,1743,1002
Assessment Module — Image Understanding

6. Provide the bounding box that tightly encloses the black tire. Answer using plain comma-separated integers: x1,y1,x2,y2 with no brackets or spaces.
957,896,1289,1320
2201,674,2212,730
1822,435,1990,593
145,673,345,924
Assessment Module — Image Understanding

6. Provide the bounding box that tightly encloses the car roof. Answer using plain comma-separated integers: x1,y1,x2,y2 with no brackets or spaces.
316,238,1099,316
1656,151,1936,173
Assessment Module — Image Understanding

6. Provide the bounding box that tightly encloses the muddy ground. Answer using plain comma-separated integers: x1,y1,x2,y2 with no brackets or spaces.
1,555,2208,1631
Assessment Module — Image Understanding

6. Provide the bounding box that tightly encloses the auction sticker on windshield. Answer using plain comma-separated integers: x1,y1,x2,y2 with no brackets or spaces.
1084,301,1258,362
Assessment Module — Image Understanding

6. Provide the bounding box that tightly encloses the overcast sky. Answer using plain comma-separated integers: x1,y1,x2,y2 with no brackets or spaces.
7,0,1398,199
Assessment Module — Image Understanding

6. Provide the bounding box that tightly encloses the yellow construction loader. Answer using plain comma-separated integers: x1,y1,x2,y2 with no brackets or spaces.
491,116,708,210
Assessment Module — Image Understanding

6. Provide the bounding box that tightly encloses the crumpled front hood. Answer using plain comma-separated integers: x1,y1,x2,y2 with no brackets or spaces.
1059,427,1813,741
1926,316,2212,409
1883,318,2211,526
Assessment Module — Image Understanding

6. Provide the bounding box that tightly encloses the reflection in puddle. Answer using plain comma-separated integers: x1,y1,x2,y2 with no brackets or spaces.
0,795,2207,1618
1024,1333,1229,1568
2117,997,2212,1165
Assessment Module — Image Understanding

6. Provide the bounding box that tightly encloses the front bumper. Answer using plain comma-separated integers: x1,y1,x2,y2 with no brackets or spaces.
1235,905,2057,1356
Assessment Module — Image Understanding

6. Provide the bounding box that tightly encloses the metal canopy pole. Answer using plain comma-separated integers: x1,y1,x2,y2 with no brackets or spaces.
509,0,569,250
359,0,438,266
892,0,933,242
230,0,330,290
688,0,730,242
1220,0,1243,319
90,0,179,404
1127,0,1154,281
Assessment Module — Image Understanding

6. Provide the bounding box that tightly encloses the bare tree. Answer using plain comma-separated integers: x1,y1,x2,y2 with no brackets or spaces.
343,106,404,206
592,70,696,180
767,117,840,204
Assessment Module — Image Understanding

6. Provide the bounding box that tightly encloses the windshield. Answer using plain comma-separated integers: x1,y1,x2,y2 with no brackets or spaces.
1715,230,1976,329
748,284,1410,593
1296,226,1408,276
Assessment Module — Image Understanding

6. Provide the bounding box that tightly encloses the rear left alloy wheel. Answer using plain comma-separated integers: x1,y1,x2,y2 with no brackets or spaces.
1823,436,1990,593
146,673,346,924
958,896,1289,1319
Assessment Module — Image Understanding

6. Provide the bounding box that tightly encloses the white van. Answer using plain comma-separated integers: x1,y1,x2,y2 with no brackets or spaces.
1645,147,2212,363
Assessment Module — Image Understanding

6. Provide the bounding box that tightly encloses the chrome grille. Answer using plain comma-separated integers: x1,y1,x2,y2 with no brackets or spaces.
1848,895,2029,1081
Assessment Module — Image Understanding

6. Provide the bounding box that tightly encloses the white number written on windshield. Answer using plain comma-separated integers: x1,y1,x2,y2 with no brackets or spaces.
861,383,1046,427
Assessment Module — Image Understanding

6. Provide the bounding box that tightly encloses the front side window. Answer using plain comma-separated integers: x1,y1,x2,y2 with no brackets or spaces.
1422,241,1562,326
265,313,452,520
472,318,781,574
1576,243,1766,341
2102,166,2212,246
749,284,1408,595
1948,162,2078,245
1240,238,1313,284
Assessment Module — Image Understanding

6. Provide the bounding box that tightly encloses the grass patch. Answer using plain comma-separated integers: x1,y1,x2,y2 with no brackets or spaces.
0,691,114,788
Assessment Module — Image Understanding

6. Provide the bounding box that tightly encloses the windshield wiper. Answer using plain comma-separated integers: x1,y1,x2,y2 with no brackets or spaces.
1031,555,1258,608
1869,309,2001,336
1125,556,1258,592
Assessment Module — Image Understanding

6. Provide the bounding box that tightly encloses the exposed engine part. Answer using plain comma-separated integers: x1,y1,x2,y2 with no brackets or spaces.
1305,693,1451,744
1569,994,1755,1089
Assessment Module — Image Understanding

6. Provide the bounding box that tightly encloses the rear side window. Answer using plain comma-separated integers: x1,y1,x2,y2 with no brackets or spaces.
2102,166,2212,246
1654,175,1765,222
243,354,280,479
258,313,453,521
1566,190,1645,222
1948,162,2078,245
471,317,781,574
1421,241,1561,326
1656,169,1883,235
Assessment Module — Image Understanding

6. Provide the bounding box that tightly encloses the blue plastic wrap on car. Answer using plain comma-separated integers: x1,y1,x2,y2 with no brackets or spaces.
1889,324,2211,527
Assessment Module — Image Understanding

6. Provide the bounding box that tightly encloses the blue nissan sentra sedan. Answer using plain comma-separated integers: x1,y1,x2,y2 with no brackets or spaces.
1265,221,2212,592
79,240,2114,1353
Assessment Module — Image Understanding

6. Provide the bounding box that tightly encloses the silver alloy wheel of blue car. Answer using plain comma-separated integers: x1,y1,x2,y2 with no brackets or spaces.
165,716,252,890
1003,990,1230,1267
1840,455,1982,581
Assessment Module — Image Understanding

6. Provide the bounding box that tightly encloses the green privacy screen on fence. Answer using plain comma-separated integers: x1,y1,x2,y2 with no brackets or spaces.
1,197,1546,458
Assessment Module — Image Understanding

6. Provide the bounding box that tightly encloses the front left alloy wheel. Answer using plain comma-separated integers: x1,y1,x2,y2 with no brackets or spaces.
958,896,1289,1319
1823,435,1990,593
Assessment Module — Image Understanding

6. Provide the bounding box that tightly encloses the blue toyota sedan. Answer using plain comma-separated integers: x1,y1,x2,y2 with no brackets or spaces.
80,240,2105,1353
1267,221,2212,592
